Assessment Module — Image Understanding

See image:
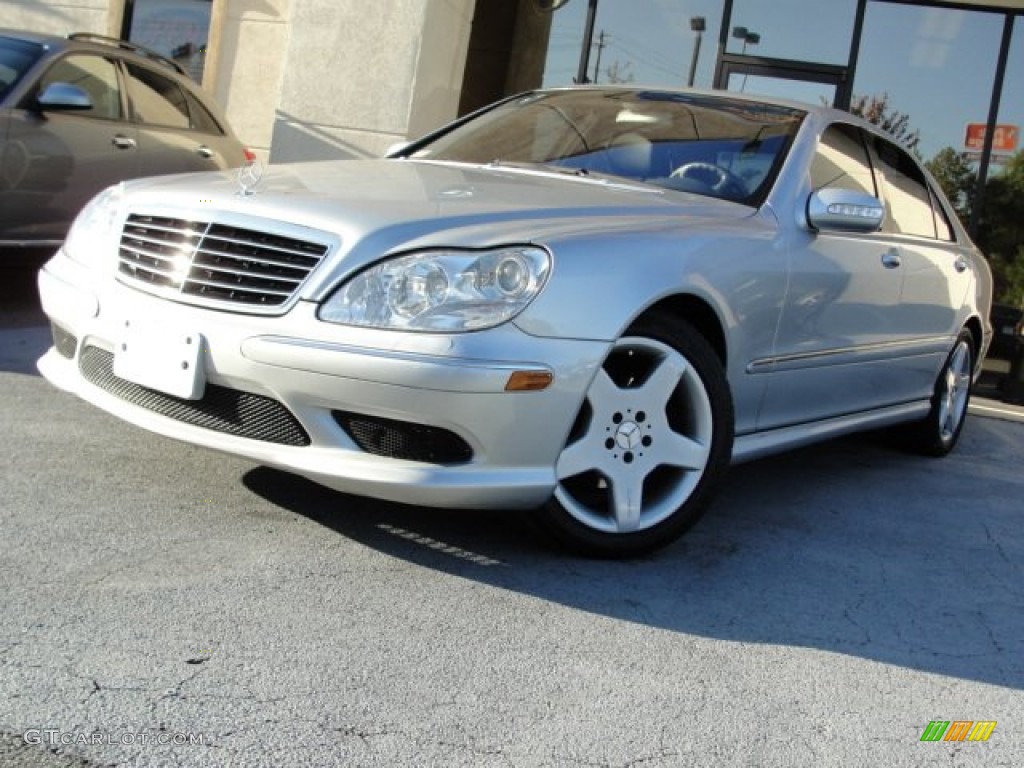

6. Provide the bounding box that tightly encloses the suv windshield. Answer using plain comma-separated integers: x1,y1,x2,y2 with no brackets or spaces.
409,89,806,205
0,36,44,101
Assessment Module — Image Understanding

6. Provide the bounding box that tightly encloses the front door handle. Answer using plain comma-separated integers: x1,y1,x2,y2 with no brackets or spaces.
111,134,136,150
954,257,968,273
881,249,902,269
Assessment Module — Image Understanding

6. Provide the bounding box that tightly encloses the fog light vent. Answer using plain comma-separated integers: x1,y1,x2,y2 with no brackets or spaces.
333,411,473,465
51,323,78,359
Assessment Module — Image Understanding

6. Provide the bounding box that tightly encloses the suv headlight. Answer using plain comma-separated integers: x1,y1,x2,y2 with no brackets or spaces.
63,184,125,268
320,246,551,332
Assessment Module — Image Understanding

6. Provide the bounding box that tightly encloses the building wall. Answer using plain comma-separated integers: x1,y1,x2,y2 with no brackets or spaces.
3,0,475,162
203,0,292,161
0,0,122,37
267,0,474,162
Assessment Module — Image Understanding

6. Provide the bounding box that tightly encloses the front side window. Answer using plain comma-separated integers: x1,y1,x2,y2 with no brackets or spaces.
38,54,122,120
409,90,805,205
870,135,936,239
125,62,189,128
810,123,876,197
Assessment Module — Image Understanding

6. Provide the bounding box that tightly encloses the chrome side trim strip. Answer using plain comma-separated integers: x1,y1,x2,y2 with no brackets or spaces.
747,335,952,374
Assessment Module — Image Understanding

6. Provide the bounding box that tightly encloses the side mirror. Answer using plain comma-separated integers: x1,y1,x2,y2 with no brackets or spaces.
36,82,93,111
806,188,884,234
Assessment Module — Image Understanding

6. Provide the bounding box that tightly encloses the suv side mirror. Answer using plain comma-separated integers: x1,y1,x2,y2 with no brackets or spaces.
806,188,884,234
36,82,93,111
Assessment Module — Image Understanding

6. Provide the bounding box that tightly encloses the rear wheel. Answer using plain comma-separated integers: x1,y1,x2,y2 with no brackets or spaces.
902,329,974,456
537,312,733,557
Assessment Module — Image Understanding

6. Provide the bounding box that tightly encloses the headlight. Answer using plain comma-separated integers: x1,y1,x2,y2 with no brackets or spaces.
320,246,551,331
63,184,125,268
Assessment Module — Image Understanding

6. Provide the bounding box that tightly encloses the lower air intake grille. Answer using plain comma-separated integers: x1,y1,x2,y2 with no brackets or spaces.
80,346,310,446
333,411,473,465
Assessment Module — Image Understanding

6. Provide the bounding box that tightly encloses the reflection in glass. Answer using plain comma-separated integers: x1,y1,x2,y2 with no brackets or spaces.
726,73,836,106
727,0,856,64
126,0,213,83
542,0,725,89
853,3,1002,162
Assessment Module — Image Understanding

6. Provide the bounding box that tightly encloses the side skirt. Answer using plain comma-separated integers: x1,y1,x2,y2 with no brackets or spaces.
730,401,931,465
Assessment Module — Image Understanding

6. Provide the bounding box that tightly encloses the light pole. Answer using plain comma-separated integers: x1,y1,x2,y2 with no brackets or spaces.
687,16,705,88
575,0,600,84
732,26,760,55
731,26,760,92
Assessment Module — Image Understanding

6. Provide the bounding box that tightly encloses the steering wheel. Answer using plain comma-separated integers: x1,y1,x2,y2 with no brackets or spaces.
669,162,746,198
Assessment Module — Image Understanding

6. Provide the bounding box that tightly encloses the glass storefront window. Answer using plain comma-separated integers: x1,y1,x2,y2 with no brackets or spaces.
994,16,1023,173
124,0,213,83
986,15,1024,306
542,0,724,89
724,73,836,106
726,0,857,65
853,3,1003,162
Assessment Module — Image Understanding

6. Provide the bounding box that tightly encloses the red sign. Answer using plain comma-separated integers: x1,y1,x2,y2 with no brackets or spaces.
964,123,1019,153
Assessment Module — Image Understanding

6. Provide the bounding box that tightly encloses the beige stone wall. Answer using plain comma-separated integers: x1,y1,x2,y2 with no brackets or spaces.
0,0,121,36
204,0,292,159
268,0,474,162
3,0,476,162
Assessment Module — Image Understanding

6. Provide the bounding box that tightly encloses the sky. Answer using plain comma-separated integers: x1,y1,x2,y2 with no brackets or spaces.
540,0,1023,165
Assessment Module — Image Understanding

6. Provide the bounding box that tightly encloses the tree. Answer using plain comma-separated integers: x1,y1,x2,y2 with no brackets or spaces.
848,93,920,152
604,60,635,84
976,151,1024,305
925,147,976,228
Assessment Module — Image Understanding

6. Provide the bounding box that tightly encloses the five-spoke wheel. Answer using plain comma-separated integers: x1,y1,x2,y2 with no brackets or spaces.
538,313,733,557
902,329,975,456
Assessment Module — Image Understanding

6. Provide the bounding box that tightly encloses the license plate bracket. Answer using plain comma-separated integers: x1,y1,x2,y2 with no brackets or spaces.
113,319,206,400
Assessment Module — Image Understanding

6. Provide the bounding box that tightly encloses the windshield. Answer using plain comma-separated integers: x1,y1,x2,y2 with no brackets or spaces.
0,36,44,102
408,89,806,206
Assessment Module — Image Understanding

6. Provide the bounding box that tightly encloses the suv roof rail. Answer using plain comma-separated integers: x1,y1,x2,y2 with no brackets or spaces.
66,32,188,76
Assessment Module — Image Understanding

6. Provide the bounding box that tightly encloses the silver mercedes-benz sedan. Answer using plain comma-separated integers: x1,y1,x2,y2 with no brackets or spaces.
37,87,993,556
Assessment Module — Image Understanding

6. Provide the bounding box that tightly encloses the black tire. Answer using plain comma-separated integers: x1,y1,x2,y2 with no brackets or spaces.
902,329,975,457
535,312,734,558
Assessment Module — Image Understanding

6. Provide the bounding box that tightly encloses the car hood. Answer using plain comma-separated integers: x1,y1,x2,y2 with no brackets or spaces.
120,158,756,298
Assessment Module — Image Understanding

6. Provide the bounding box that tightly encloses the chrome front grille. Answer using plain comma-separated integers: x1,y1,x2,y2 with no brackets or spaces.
117,214,330,311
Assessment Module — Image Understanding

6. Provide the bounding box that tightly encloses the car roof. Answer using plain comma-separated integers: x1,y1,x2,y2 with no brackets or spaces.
0,28,186,76
538,84,879,130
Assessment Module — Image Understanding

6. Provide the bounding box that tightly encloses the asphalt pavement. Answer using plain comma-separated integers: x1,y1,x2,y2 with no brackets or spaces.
1,264,1022,767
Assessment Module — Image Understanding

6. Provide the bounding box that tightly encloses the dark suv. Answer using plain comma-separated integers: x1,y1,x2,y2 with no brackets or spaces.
1,29,252,253
989,303,1023,360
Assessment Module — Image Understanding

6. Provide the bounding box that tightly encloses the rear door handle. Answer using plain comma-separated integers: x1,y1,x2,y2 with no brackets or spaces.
881,249,902,269
954,257,968,273
196,145,215,159
111,134,136,150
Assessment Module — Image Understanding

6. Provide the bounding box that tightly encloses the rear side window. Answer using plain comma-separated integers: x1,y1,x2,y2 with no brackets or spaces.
125,63,189,128
929,186,957,242
38,54,122,120
182,88,223,134
0,37,44,101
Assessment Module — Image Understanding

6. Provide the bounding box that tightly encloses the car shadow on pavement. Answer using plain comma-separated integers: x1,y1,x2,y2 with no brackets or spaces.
243,419,1023,692
0,264,50,376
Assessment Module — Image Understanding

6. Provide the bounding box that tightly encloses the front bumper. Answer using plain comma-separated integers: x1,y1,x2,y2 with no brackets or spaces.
38,252,609,509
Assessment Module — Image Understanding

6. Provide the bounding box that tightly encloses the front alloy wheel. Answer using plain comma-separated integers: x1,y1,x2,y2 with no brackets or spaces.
539,313,733,557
